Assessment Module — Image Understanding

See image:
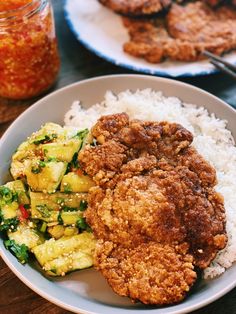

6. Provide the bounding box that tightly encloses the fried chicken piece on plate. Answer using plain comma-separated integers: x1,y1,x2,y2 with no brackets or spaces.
98,0,171,16
78,113,227,304
167,2,236,52
91,112,193,155
79,140,128,186
80,113,227,266
178,146,217,187
91,112,129,144
95,241,197,304
123,17,170,63
86,169,187,247
123,2,236,62
167,165,227,268
123,16,208,63
85,162,226,268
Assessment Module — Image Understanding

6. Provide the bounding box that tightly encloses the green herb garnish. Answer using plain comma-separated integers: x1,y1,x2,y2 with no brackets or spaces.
79,200,88,212
4,239,29,264
36,204,51,218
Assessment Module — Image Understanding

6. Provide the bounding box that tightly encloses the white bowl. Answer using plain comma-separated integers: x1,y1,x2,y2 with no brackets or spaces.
0,75,236,314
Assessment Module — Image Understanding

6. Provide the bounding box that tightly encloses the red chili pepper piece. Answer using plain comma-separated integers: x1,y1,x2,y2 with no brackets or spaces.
19,204,29,219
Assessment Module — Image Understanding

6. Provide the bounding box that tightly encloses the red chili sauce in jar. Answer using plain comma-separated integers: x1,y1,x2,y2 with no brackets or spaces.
0,0,60,99
0,0,31,11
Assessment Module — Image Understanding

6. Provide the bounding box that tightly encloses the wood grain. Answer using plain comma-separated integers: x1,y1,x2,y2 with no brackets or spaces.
0,99,30,124
0,0,236,313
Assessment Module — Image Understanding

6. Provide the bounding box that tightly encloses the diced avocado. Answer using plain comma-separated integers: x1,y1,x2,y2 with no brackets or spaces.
25,160,67,193
5,180,29,205
8,223,45,250
32,232,96,275
30,191,87,222
42,139,82,163
60,172,95,193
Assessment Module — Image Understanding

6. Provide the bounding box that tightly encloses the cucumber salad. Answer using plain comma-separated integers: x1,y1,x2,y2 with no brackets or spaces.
0,123,96,276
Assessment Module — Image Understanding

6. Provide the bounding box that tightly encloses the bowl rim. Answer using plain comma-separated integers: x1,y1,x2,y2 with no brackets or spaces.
1,74,236,144
0,74,236,314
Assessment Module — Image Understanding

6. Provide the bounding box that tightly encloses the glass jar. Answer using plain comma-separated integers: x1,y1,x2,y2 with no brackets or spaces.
0,0,60,100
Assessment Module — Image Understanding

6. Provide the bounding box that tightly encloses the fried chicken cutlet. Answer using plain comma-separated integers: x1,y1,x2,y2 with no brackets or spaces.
98,0,171,16
123,2,236,62
78,113,227,304
95,241,196,304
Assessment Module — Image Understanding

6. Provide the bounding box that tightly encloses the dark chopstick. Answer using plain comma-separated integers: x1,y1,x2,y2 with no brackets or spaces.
210,59,236,80
203,50,236,72
203,50,236,80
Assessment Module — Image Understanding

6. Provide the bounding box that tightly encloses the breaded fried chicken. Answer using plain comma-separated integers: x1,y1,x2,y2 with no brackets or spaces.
123,2,236,62
86,169,187,247
98,0,171,16
167,2,236,48
95,241,197,305
78,113,227,304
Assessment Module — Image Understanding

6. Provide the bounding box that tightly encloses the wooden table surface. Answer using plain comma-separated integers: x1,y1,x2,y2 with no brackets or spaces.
1,1,236,313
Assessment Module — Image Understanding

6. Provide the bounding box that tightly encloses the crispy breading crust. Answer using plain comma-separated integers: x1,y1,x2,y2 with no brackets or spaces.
95,241,197,304
79,113,227,304
79,113,227,267
98,0,171,16
123,2,236,62
86,172,187,247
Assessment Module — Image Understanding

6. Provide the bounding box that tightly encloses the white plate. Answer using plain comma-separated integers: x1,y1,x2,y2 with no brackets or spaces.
63,0,236,77
0,75,236,314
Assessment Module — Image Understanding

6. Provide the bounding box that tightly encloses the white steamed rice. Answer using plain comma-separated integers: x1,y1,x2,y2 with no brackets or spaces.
64,89,236,279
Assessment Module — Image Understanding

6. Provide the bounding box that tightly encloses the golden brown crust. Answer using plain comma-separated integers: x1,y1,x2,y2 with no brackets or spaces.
79,113,227,304
79,140,128,185
123,2,236,62
98,0,171,16
167,2,236,46
86,171,187,247
123,17,168,63
95,241,197,304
